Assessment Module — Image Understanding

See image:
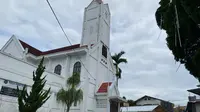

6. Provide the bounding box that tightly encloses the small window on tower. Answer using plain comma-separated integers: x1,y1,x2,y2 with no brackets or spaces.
102,45,107,58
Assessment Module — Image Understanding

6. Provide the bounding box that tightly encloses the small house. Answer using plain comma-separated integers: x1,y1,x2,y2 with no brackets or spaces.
134,95,174,112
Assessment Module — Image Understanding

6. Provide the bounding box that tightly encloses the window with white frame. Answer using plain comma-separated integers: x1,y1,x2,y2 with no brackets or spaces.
73,62,81,74
54,64,62,75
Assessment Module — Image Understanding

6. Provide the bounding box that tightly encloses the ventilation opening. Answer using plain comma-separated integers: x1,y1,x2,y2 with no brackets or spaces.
102,45,107,58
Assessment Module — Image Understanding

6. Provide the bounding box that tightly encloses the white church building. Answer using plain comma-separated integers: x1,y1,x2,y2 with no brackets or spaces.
0,0,126,112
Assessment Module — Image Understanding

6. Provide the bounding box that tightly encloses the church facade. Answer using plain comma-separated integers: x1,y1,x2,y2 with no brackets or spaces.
0,0,125,112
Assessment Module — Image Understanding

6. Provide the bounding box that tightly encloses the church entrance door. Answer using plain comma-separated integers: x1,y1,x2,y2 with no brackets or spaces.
110,101,118,112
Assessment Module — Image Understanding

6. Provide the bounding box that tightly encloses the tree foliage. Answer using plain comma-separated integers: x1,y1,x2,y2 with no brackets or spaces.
120,96,136,107
56,73,83,112
112,51,128,79
127,100,135,106
17,58,51,112
155,0,200,81
122,96,126,100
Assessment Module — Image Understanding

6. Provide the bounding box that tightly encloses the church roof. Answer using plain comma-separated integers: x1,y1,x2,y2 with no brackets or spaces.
134,95,174,105
188,88,200,95
97,82,112,93
19,40,86,56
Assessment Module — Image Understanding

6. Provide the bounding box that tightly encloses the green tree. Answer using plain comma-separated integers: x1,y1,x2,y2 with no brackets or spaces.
127,100,135,106
155,0,200,81
122,96,126,100
17,58,51,112
112,51,127,81
56,73,83,112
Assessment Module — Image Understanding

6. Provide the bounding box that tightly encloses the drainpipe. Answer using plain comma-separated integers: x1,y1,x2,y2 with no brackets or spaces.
45,56,51,71
107,81,110,112
23,48,28,60
118,102,120,112
107,93,110,112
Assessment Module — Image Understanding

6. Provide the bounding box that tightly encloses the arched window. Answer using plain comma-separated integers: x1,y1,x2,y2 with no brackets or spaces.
54,64,62,75
73,62,81,74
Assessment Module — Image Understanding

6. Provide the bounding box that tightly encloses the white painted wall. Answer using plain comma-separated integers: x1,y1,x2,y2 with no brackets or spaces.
0,95,18,112
26,57,39,65
46,56,68,77
81,2,116,111
0,52,65,87
0,51,95,111
0,52,79,112
99,4,110,48
1,38,24,59
81,1,100,46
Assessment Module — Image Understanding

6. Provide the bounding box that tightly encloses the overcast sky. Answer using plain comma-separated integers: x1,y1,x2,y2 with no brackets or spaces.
0,0,198,106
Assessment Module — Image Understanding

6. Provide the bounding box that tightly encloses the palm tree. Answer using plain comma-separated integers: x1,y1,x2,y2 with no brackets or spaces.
56,73,83,112
112,51,127,81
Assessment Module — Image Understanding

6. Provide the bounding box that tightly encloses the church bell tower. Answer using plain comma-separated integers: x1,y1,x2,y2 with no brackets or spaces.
81,0,111,49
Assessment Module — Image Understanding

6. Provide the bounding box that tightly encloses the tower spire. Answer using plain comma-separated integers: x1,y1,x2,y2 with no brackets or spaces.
81,0,110,48
94,0,103,4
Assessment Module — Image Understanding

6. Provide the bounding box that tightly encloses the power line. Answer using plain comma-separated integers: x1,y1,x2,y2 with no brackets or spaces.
157,30,162,40
46,0,96,81
156,2,171,40
176,63,181,72
46,0,72,46
157,15,163,40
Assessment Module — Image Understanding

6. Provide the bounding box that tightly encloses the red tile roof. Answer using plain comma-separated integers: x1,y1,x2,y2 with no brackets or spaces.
19,40,42,56
97,82,112,93
19,40,86,56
